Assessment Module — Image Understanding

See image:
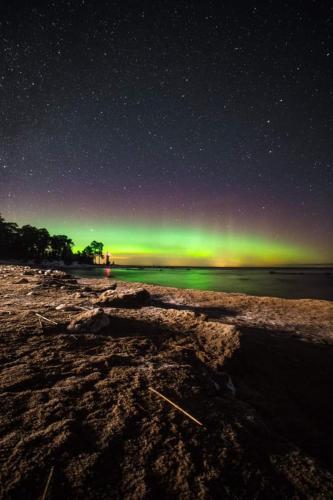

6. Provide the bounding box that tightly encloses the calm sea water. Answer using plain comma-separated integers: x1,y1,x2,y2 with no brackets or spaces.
73,267,333,301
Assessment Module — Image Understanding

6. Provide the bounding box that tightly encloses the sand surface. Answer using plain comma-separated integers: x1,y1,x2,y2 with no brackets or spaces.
0,264,333,499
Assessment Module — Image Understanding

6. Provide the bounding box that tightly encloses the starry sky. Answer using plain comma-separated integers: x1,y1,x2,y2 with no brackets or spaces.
0,0,332,266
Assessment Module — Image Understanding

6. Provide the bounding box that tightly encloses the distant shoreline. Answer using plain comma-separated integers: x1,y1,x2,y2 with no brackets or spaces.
1,259,332,271
108,265,333,272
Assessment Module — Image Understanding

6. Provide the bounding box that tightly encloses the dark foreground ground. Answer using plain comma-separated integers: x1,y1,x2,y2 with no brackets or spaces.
0,265,332,499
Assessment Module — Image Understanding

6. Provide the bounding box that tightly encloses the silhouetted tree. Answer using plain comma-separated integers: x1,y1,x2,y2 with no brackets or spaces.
36,228,50,259
50,235,74,263
79,245,93,264
90,241,104,264
0,216,20,258
18,225,50,260
0,214,107,266
82,244,93,257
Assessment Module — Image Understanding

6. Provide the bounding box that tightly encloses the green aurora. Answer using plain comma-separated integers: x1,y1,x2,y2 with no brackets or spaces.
37,220,319,266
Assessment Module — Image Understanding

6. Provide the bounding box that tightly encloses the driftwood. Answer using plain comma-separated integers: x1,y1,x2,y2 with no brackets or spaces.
35,313,58,325
148,387,203,427
41,466,54,500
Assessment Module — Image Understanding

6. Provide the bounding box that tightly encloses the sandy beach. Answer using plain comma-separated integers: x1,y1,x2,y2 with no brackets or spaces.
0,264,332,499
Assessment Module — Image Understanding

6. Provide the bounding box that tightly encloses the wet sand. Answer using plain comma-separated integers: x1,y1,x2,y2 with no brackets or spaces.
0,264,333,499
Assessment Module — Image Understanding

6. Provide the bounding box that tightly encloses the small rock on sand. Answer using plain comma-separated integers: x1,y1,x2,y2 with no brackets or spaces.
67,308,110,333
94,287,150,307
95,282,117,293
14,278,29,284
53,271,74,280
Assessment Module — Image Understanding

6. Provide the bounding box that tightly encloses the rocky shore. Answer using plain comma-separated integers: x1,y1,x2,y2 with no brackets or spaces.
0,264,332,499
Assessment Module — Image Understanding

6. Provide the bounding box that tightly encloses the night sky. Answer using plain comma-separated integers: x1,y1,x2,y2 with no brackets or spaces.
1,1,332,265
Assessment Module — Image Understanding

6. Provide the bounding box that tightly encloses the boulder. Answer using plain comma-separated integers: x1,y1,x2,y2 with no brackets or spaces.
94,288,150,307
67,308,110,334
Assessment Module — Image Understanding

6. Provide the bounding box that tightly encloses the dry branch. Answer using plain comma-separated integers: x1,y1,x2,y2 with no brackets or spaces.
35,313,58,325
41,466,54,500
148,387,203,426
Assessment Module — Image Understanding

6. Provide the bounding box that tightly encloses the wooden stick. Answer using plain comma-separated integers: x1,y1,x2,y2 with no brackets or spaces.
35,313,58,325
41,466,54,500
148,387,203,427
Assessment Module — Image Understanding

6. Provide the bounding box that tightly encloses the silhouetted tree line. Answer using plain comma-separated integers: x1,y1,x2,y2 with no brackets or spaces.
0,214,104,265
